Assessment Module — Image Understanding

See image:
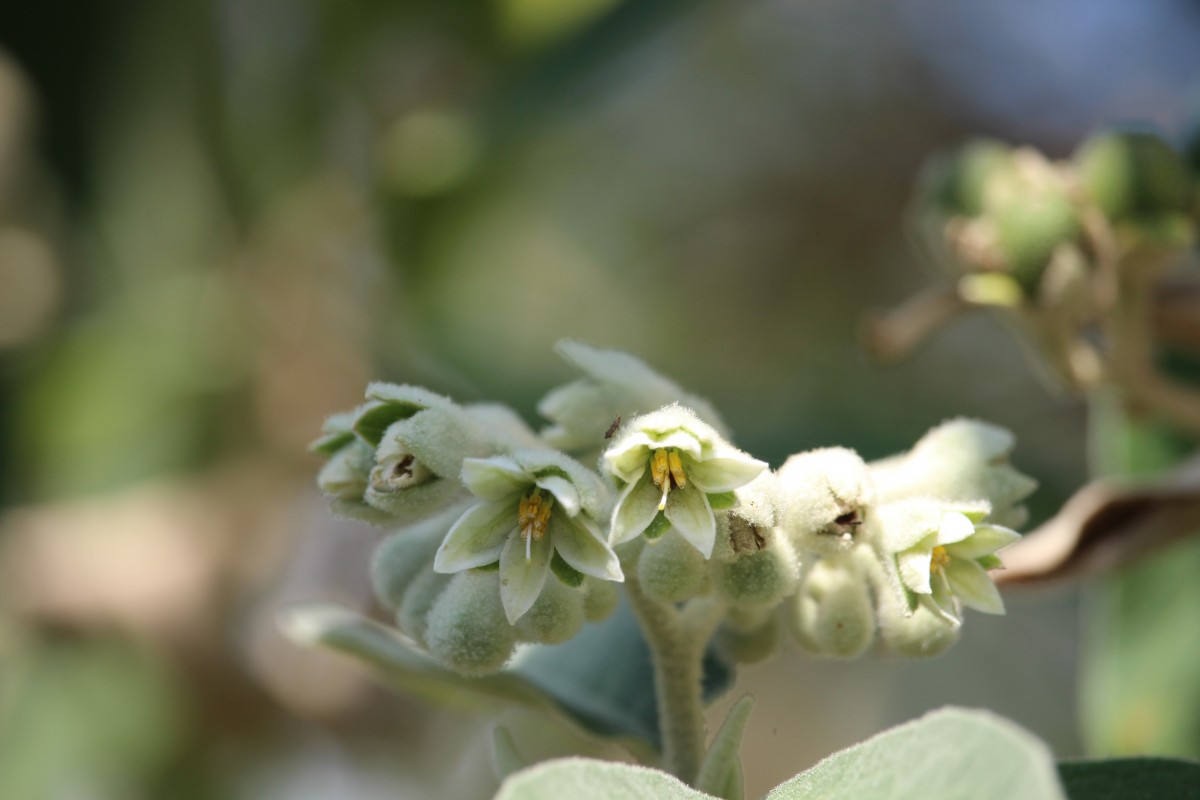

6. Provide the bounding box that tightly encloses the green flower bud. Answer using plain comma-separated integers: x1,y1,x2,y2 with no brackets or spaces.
713,533,799,609
776,448,874,556
927,139,1014,217
424,571,517,676
514,572,586,645
371,505,465,611
637,529,709,604
875,579,961,658
985,164,1082,293
396,567,453,646
1076,129,1193,221
787,554,875,659
581,576,620,622
714,616,780,665
316,438,374,501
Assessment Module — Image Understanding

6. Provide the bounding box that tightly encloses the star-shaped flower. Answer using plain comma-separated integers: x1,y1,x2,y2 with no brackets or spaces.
603,405,767,558
433,450,623,624
874,498,1020,623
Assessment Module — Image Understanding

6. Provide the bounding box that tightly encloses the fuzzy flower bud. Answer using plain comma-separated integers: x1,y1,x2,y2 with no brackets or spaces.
870,419,1036,528
776,447,874,557
424,571,517,676
787,551,876,659
637,530,710,604
538,340,731,454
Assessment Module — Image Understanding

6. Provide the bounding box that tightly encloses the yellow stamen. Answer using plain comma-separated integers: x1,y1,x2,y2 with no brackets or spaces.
518,489,554,562
650,448,687,511
930,546,951,575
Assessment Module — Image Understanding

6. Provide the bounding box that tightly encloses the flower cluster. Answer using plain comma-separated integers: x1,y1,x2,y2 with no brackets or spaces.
313,343,1035,675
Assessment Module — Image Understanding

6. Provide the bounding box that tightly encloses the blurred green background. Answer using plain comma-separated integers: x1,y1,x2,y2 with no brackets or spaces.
1,1,1198,797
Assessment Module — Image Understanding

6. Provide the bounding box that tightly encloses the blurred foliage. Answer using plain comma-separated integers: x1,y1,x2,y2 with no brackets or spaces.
0,0,1197,797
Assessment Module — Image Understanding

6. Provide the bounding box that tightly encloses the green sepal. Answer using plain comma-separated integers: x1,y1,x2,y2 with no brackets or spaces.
473,561,501,573
977,554,1003,570
551,551,585,587
707,491,736,510
354,401,422,446
904,585,919,613
644,511,671,540
309,430,356,456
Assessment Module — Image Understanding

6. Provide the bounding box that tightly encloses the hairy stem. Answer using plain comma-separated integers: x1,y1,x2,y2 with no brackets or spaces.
622,564,723,785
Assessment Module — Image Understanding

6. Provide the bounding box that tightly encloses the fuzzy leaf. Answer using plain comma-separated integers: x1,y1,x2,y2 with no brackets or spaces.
496,758,715,800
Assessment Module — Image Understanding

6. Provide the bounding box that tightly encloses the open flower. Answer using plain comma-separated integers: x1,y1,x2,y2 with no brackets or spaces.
603,405,767,558
874,498,1020,623
433,450,622,624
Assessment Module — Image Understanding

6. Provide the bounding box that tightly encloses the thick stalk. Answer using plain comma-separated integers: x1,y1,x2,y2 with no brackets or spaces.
622,570,723,785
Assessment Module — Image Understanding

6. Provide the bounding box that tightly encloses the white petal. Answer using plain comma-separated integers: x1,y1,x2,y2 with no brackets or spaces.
946,558,1006,614
499,530,552,624
609,469,662,545
946,524,1022,559
874,499,943,552
550,513,624,582
535,474,581,516
664,482,716,558
897,546,934,594
461,456,530,500
936,511,977,545
686,452,768,493
434,501,518,573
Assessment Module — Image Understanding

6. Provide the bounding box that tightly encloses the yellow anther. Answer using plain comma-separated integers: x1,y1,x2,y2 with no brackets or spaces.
650,448,687,511
518,489,554,561
930,546,951,575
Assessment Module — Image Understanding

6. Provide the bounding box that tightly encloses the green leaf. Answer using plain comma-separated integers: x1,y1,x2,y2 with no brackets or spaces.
695,694,754,799
491,726,529,783
495,758,715,800
764,707,1066,800
309,429,356,456
1057,757,1200,799
551,551,585,587
645,511,671,540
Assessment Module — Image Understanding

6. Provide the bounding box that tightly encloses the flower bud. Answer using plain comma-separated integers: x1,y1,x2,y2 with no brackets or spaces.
787,554,875,659
712,531,799,609
424,571,516,676
316,439,374,501
871,418,1035,529
985,161,1082,293
581,576,620,622
875,580,961,658
371,505,465,611
637,529,709,604
1075,130,1193,221
396,567,453,645
514,572,586,645
714,616,780,665
927,139,1013,217
776,448,874,556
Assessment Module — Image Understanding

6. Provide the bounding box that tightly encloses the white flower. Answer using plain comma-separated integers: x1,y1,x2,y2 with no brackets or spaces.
874,498,1020,623
603,405,766,558
433,450,622,624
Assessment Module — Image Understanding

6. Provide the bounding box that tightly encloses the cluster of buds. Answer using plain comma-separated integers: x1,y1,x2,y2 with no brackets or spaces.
313,342,1034,676
876,127,1199,402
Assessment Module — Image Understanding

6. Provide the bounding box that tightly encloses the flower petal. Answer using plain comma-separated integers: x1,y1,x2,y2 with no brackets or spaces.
499,529,553,624
434,500,518,573
534,474,582,516
686,452,768,493
665,482,716,558
874,499,942,552
945,557,1006,614
946,524,1022,559
897,547,934,594
550,513,623,582
461,456,530,500
935,511,977,545
610,469,662,545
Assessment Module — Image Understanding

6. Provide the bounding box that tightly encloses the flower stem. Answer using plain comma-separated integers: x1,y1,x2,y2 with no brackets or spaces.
622,557,723,786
